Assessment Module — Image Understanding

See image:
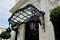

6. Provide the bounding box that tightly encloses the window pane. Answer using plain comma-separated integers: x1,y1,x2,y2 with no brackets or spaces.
16,17,20,21
27,16,31,18
15,13,20,16
13,19,17,22
13,16,16,18
11,18,17,22
28,7,31,10
23,17,27,20
20,19,24,22
19,15,24,18
19,11,23,14
24,9,27,11
28,12,32,15
23,13,28,16
26,11,30,13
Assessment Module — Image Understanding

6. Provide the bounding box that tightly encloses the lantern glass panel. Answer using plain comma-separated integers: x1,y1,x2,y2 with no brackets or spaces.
8,4,41,23
27,16,31,18
20,20,24,22
13,16,16,18
23,17,28,20
15,13,20,16
22,13,28,16
13,19,17,22
19,15,24,18
16,17,20,21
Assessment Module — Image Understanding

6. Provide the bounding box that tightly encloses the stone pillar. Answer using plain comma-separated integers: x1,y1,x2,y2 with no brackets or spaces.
10,30,16,40
40,0,55,40
39,23,45,40
0,38,2,40
17,24,25,40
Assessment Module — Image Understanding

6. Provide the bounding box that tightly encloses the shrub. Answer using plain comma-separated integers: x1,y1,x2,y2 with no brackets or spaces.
0,31,11,39
50,6,60,29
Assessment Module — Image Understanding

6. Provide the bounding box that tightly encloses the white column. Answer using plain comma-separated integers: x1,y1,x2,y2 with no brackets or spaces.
40,0,55,40
0,38,2,40
17,24,25,40
10,30,16,40
39,23,45,40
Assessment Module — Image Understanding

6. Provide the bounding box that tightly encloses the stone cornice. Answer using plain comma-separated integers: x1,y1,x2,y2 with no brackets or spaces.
10,0,29,13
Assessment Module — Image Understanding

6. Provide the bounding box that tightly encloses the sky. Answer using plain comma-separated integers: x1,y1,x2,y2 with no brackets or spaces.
0,0,15,27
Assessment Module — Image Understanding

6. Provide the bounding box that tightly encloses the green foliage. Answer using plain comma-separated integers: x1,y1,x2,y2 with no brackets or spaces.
50,6,60,28
0,31,11,39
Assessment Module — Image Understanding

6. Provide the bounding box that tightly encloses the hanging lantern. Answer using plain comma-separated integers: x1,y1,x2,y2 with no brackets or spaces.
8,4,45,40
8,4,43,25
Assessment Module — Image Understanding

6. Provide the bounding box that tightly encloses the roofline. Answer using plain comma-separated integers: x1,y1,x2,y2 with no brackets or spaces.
10,0,29,13
0,27,6,29
0,25,7,29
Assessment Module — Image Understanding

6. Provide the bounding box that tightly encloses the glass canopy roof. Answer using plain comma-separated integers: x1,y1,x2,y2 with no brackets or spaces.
8,4,43,25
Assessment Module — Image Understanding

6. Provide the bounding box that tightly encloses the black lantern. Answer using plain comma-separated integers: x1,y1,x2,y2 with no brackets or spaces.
8,4,45,40
8,4,43,24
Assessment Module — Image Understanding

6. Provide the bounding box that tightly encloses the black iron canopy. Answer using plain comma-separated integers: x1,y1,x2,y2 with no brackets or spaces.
8,4,44,25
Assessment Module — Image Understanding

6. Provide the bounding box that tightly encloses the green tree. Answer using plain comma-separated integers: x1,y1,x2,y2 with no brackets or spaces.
0,31,11,40
50,6,60,29
0,28,11,40
50,6,60,40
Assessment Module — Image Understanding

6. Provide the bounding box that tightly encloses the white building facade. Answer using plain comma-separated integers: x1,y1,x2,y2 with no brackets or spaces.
9,0,60,40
